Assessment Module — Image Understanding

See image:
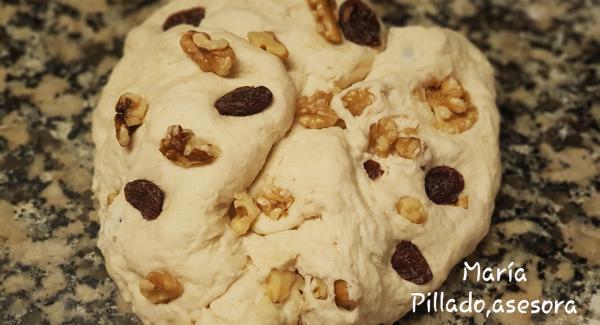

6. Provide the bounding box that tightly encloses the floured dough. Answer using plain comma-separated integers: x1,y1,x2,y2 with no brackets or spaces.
92,1,501,324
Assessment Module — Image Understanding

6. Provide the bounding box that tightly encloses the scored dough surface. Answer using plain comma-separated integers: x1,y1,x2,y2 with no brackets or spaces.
92,1,501,324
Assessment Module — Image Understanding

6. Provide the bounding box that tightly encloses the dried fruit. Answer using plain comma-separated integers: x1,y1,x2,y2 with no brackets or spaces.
124,180,165,220
114,93,148,147
338,0,381,47
180,31,235,76
342,88,373,116
395,137,423,160
229,191,261,236
296,91,339,129
310,277,328,300
395,196,426,224
363,159,384,180
256,186,294,220
214,86,273,116
264,269,298,303
334,280,359,310
368,117,399,158
425,166,464,205
139,271,183,304
159,125,219,167
417,76,478,134
307,0,342,44
247,31,289,60
162,7,205,31
391,241,432,285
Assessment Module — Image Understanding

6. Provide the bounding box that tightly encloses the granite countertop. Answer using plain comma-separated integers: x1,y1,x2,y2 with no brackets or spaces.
0,0,598,324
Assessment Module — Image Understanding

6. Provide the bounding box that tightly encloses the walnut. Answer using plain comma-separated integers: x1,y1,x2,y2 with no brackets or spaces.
229,191,261,236
296,91,340,129
106,191,119,205
306,0,342,44
417,76,478,134
264,269,299,303
334,280,359,310
139,271,183,304
310,277,328,300
256,185,294,220
395,137,423,160
159,125,219,167
114,93,148,147
395,196,427,224
456,194,469,209
180,31,235,76
342,88,373,116
247,31,289,60
368,117,399,158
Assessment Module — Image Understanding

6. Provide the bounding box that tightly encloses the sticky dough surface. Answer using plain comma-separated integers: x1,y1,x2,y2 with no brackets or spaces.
92,1,501,324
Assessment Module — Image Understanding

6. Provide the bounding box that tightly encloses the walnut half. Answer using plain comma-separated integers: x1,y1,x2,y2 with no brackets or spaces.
296,91,340,129
180,31,235,76
159,125,219,167
139,271,183,304
114,93,148,147
416,76,478,134
247,31,289,60
307,0,342,44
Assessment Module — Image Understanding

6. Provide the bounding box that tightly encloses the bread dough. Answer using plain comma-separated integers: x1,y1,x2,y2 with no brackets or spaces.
92,1,501,324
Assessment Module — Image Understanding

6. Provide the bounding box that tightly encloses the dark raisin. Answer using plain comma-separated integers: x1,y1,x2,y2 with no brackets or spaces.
363,159,384,180
425,166,464,205
162,7,205,31
338,0,381,47
214,86,273,116
391,241,432,285
124,180,165,220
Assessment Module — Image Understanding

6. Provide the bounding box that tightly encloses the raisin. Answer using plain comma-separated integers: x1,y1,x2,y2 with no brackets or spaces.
425,166,464,205
363,159,384,180
162,7,205,31
338,0,381,47
124,180,165,220
214,86,273,116
391,241,432,285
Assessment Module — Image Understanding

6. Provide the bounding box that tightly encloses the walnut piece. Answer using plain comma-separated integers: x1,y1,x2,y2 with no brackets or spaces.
247,31,289,60
334,280,359,310
139,271,183,304
342,88,373,116
229,191,261,236
307,0,342,44
180,31,235,76
395,137,423,160
310,277,328,300
296,91,340,129
395,196,427,224
256,185,294,220
368,117,399,158
456,194,469,209
106,191,119,205
417,76,478,134
264,269,298,303
159,125,219,167
114,93,148,147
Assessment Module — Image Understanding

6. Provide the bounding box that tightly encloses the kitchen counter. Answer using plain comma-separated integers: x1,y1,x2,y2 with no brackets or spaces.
0,0,598,324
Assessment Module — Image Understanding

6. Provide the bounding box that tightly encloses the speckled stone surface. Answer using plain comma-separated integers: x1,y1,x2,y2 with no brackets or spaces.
0,0,598,324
